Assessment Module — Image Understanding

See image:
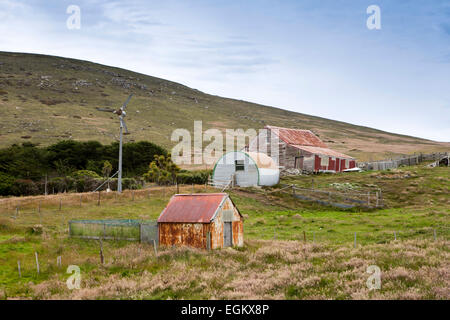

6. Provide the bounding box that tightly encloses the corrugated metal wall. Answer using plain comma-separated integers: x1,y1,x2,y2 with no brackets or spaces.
158,197,244,249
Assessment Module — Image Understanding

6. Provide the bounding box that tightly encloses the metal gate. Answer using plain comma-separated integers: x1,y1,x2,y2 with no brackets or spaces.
140,222,159,245
224,222,232,247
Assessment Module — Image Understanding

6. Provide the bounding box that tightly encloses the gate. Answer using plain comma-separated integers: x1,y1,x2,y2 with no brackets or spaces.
140,222,159,245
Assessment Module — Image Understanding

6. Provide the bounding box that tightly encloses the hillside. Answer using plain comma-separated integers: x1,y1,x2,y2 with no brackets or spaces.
0,51,448,162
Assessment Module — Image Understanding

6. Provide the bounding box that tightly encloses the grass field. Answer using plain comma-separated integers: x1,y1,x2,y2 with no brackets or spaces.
1,51,449,161
0,165,448,299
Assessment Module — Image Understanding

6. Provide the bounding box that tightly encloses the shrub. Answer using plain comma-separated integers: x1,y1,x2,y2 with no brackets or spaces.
177,170,211,185
47,177,76,193
0,172,15,196
11,179,39,196
122,178,142,190
71,170,101,179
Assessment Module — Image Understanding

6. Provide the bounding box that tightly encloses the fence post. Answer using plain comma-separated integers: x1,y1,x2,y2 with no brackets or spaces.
38,200,41,214
376,191,379,207
192,183,194,194
303,231,306,242
394,231,397,241
35,252,40,275
15,206,19,219
434,229,437,241
367,192,370,206
132,191,135,201
176,182,179,194
59,198,62,211
17,261,21,278
80,195,82,207
354,232,357,248
99,239,104,265
153,240,157,255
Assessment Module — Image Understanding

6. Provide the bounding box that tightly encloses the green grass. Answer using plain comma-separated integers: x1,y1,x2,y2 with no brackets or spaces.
0,165,448,299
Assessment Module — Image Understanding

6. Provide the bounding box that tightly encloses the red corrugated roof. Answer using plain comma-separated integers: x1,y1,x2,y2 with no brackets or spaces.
158,193,228,223
292,145,354,159
266,125,328,148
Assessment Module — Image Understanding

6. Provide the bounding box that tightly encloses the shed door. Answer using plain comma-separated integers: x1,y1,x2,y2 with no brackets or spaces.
295,156,303,169
224,222,232,247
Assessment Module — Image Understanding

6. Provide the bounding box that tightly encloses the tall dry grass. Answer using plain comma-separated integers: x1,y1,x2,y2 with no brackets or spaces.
24,239,449,300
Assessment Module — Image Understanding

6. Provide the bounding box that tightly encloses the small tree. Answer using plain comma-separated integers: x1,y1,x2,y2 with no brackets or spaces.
144,154,180,185
102,160,112,178
102,160,113,190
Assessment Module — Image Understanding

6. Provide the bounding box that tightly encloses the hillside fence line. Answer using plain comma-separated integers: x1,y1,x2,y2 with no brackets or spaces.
358,152,449,171
0,183,209,214
276,184,383,209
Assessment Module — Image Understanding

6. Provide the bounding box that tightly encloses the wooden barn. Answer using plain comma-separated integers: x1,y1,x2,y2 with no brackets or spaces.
248,125,356,173
157,193,244,249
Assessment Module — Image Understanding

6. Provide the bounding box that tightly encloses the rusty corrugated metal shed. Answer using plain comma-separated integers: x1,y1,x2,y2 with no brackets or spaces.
266,125,328,148
158,193,227,223
293,145,354,159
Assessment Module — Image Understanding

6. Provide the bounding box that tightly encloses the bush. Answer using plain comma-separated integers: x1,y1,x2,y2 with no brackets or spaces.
122,178,142,190
0,172,15,196
11,179,39,196
177,170,211,185
47,177,76,193
71,170,101,179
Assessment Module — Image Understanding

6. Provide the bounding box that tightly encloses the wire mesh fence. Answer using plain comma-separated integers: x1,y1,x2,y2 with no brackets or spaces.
68,219,158,244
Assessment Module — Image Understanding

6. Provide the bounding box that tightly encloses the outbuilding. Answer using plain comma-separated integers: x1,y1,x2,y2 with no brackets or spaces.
248,125,356,173
212,151,279,187
157,193,244,249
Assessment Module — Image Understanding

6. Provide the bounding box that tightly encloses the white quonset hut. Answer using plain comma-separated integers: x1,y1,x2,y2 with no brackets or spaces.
212,151,279,187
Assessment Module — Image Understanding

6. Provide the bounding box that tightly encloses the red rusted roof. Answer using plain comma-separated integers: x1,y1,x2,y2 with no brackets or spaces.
158,193,228,223
266,125,328,148
292,145,354,159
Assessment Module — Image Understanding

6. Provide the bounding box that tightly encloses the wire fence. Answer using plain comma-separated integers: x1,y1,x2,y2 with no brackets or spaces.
272,227,450,245
0,184,212,215
274,184,383,209
68,219,158,244
359,152,449,171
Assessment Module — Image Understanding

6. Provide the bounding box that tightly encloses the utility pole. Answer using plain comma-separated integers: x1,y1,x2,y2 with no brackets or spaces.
118,124,123,193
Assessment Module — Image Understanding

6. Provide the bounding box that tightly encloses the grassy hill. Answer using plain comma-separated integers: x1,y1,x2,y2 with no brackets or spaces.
0,51,448,162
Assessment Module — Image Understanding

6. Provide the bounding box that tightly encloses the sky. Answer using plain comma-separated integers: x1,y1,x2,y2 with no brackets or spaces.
0,0,449,141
